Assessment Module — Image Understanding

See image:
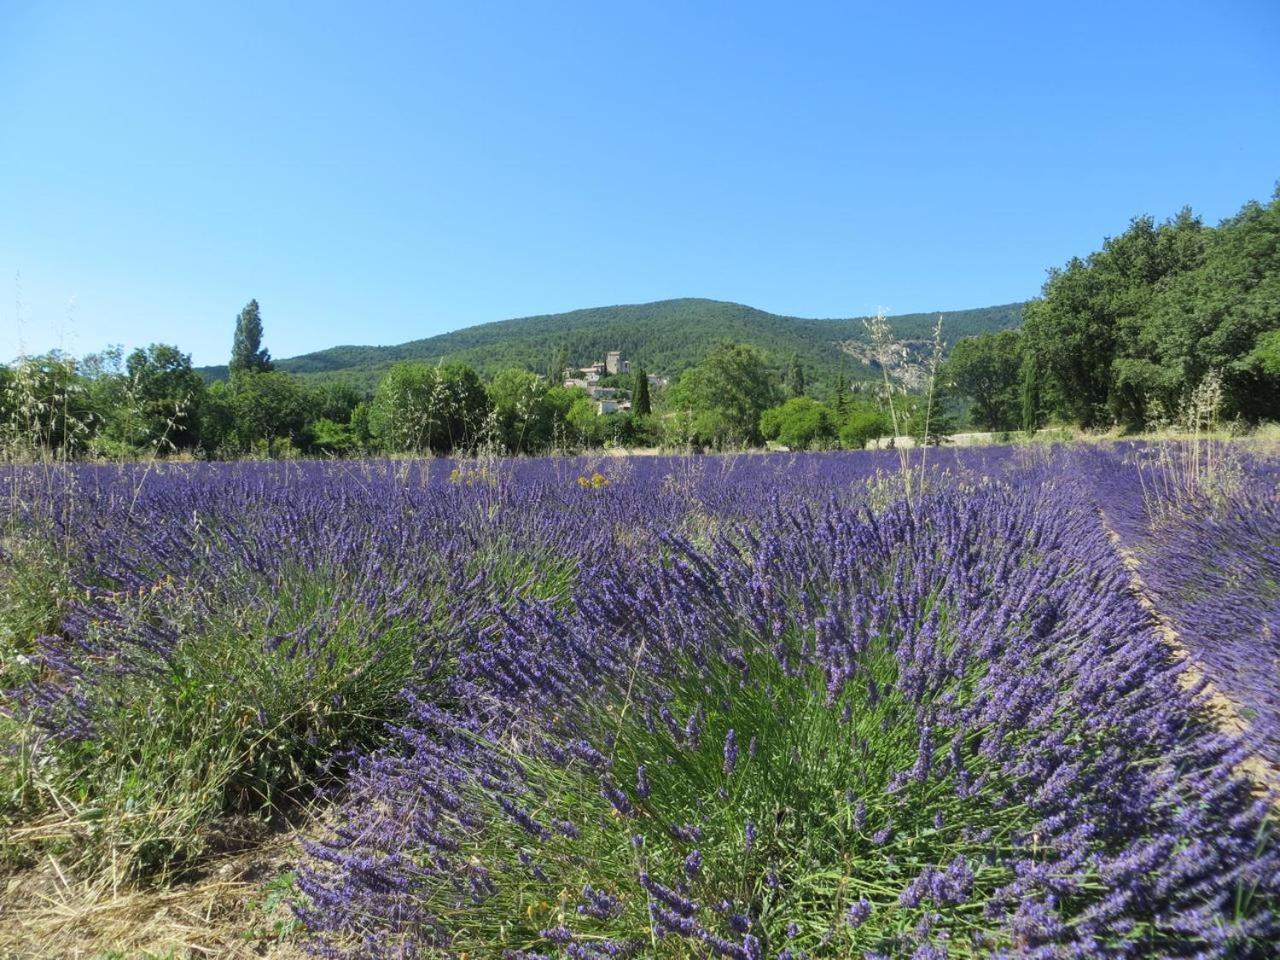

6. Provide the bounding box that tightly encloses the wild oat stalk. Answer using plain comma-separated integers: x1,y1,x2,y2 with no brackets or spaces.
913,314,948,508
863,309,911,501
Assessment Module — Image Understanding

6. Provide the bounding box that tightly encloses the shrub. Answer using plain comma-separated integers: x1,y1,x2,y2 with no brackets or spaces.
759,397,837,450
838,405,892,449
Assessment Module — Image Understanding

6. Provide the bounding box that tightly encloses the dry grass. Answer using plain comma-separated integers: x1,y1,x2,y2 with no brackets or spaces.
0,824,307,960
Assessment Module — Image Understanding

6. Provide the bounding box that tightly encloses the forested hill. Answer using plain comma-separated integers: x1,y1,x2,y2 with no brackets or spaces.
196,299,1024,389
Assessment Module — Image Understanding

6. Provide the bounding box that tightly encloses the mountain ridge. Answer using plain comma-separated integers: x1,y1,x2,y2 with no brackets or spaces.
197,297,1025,391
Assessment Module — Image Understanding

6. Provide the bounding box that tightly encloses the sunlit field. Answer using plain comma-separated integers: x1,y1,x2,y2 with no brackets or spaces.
2,444,1278,957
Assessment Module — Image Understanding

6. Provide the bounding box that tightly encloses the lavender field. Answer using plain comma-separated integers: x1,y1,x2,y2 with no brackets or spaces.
2,445,1279,958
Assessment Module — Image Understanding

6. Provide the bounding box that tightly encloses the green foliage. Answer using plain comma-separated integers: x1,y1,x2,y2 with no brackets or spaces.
1021,190,1280,429
349,400,373,448
546,343,569,387
489,368,543,453
759,397,836,450
839,402,892,449
306,379,364,425
905,388,958,446
944,330,1022,431
1247,329,1280,377
566,395,604,446
541,386,583,444
198,380,238,455
487,368,578,454
229,371,310,456
1,353,99,457
1019,354,1041,434
310,417,359,455
785,353,807,398
122,344,206,450
229,299,273,378
671,341,779,448
369,361,490,454
834,368,850,417
0,366,12,425
1021,210,1208,428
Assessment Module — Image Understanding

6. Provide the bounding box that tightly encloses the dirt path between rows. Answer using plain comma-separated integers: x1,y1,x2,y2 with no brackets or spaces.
1100,511,1280,799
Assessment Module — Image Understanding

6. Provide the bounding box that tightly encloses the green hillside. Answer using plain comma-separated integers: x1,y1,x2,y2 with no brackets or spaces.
198,298,1024,391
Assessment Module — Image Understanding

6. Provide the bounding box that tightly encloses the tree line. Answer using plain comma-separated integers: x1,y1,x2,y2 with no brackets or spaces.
945,187,1280,432
1,299,937,459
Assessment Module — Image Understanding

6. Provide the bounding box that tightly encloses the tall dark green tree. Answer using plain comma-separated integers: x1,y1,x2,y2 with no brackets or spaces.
633,366,652,417
229,299,273,378
834,365,849,417
905,382,958,446
785,353,806,398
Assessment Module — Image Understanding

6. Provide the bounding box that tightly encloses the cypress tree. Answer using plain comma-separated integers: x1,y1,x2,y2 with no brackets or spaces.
229,299,273,378
633,366,652,417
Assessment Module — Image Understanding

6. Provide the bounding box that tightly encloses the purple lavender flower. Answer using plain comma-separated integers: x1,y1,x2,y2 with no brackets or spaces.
846,896,872,928
635,764,651,799
723,728,739,776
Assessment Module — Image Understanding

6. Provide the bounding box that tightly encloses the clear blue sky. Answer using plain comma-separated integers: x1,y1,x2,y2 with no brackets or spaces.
2,1,1277,366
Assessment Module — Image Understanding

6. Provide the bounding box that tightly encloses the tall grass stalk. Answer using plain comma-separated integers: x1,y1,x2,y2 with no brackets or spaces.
863,309,912,502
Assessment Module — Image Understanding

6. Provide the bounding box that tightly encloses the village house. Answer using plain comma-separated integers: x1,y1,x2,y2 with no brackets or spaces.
561,351,652,414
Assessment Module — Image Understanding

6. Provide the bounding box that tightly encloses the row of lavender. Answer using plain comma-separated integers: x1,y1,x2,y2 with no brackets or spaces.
1,449,1277,957
1077,444,1280,768
290,452,1278,957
